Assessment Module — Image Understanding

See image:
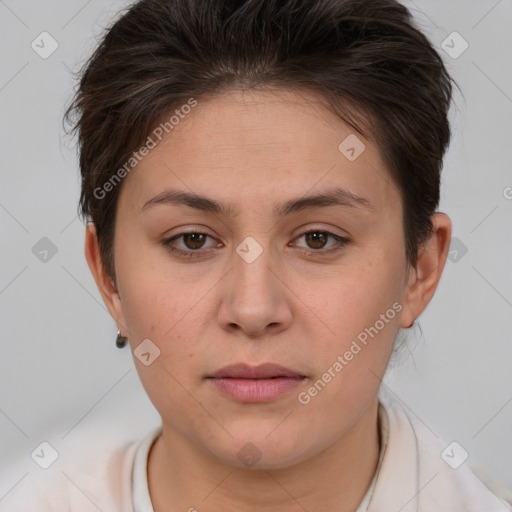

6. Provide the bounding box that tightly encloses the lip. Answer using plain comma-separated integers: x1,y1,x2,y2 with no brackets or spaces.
206,363,306,403
208,363,305,379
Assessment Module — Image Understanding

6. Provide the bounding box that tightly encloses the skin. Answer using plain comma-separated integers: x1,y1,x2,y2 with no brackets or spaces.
85,88,451,512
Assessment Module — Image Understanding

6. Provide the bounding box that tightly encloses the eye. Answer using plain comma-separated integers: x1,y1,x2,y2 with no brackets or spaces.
292,230,349,254
162,231,221,258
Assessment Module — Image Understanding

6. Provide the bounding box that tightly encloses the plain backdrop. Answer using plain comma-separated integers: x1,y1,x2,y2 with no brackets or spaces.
1,0,511,505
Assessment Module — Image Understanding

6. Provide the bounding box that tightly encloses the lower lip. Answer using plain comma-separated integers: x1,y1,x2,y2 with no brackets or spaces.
207,377,305,402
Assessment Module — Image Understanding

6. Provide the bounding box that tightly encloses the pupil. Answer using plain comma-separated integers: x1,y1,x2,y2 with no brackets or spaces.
307,232,326,249
185,233,205,249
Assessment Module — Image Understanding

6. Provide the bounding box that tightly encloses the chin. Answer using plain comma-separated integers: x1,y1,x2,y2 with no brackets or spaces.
208,426,314,470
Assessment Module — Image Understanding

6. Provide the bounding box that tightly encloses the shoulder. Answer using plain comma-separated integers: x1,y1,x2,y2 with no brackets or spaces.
372,387,511,512
2,427,159,512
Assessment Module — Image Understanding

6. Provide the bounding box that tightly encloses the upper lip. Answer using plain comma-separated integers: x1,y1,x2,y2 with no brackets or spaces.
208,363,305,379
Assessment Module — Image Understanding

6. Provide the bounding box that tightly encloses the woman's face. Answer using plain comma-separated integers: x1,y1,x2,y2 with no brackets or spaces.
102,88,417,468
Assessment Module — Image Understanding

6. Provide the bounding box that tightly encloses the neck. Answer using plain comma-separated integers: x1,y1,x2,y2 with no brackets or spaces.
148,397,380,512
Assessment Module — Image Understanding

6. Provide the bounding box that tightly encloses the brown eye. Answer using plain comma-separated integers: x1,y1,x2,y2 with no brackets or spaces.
304,231,329,250
292,230,350,255
162,231,219,257
182,232,207,249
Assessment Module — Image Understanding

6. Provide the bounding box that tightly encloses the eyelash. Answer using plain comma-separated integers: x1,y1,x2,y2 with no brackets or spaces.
161,230,350,259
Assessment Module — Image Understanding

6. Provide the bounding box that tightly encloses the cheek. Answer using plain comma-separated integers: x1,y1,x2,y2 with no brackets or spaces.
296,265,401,423
121,278,203,347
114,239,188,334
111,233,214,413
301,248,404,379
116,263,209,409
311,253,403,331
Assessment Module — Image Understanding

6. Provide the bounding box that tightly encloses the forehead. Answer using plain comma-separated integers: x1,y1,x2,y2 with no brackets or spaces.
119,88,399,217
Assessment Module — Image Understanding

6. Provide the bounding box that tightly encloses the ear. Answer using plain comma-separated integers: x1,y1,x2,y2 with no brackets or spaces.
400,213,452,328
84,223,128,336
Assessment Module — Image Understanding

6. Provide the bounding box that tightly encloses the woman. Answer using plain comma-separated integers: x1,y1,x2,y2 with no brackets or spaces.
19,0,512,510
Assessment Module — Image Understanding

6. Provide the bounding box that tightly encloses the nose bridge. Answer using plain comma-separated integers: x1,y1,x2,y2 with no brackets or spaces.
218,233,292,335
233,234,277,302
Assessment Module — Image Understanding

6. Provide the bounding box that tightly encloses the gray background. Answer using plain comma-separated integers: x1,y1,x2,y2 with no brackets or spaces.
1,0,511,505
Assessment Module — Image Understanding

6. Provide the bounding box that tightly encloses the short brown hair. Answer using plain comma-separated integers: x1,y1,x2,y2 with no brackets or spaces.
64,0,453,280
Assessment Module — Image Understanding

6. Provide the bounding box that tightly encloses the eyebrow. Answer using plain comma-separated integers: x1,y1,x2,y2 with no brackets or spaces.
141,187,374,217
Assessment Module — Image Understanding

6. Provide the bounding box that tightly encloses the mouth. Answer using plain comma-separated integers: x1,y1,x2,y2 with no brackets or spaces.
206,363,307,402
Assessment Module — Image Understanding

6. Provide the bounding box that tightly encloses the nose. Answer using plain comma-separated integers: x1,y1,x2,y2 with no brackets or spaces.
217,239,293,338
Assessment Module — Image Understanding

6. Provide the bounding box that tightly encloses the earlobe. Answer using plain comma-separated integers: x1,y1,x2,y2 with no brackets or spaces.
84,223,128,335
400,213,452,329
